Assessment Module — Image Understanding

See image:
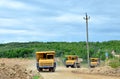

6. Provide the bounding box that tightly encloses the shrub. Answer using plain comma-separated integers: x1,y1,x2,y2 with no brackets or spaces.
109,58,120,68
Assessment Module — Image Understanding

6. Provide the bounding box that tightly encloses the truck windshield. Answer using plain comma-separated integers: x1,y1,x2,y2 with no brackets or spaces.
67,57,76,60
47,55,53,59
91,59,98,62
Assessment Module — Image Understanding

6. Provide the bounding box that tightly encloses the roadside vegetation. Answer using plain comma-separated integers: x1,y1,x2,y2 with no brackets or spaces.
33,75,40,79
109,58,120,68
0,40,120,61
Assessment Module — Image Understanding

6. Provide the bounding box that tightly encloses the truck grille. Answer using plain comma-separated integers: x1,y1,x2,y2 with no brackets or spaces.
40,63,53,66
66,62,73,65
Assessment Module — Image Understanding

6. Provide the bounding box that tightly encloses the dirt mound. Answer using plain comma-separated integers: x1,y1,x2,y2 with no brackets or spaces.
72,66,120,76
0,63,33,79
90,66,120,76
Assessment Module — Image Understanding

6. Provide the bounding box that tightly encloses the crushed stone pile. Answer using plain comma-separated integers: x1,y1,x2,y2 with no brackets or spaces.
0,63,33,79
72,66,120,76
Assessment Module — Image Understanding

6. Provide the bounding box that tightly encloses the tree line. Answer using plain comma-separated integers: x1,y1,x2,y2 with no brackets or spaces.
0,40,120,60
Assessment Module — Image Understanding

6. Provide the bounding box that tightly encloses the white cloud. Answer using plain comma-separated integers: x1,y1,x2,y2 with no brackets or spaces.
0,18,22,26
0,17,38,27
0,29,26,34
55,13,84,23
0,0,37,10
90,15,111,25
0,0,23,8
0,27,61,37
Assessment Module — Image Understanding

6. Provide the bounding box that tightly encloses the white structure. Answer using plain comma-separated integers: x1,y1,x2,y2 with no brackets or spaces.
111,50,120,58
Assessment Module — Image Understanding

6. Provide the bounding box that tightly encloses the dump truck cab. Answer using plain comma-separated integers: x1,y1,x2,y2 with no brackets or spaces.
90,58,100,68
65,55,80,68
36,51,56,72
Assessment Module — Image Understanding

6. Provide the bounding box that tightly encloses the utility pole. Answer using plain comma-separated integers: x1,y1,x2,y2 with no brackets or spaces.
83,13,90,68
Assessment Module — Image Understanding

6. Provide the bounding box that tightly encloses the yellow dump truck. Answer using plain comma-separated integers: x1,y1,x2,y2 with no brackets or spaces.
90,58,100,68
36,51,56,72
65,55,80,68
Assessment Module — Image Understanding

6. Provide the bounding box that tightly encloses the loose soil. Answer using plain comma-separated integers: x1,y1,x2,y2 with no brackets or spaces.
0,58,42,79
72,66,120,77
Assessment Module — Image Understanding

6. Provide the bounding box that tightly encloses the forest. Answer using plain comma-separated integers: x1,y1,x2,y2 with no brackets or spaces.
0,40,120,60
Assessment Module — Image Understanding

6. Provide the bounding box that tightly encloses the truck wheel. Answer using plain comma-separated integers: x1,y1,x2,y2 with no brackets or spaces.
71,66,73,68
77,66,80,68
50,68,55,72
49,68,51,72
52,68,55,72
36,63,42,72
77,65,80,68
73,63,77,68
38,68,42,72
77,64,80,68
66,65,69,68
90,66,95,68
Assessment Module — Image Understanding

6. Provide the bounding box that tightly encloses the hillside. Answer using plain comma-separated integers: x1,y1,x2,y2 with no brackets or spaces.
0,40,120,60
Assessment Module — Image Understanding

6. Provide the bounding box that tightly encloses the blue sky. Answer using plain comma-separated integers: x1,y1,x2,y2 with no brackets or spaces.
0,0,120,43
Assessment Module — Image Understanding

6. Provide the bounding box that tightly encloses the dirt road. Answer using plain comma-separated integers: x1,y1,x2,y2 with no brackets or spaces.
0,58,119,79
40,66,119,79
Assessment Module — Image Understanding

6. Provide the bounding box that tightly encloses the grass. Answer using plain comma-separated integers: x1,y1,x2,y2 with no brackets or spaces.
109,57,120,68
33,75,40,79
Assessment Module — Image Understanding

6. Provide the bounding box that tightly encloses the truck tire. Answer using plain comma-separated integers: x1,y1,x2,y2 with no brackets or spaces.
49,68,55,72
38,68,42,72
36,63,42,72
90,65,95,68
66,65,69,68
77,63,80,68
71,63,76,68
49,68,52,72
37,67,42,72
73,63,77,68
54,62,56,67
52,68,55,72
36,63,40,71
77,65,80,68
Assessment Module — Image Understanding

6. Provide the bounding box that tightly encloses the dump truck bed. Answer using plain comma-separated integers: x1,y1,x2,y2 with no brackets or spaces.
36,51,55,62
